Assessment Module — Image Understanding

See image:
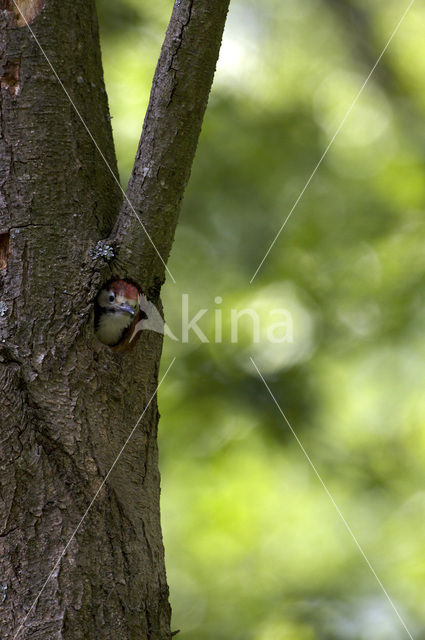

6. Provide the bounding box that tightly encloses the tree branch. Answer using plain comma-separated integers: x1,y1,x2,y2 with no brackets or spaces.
110,0,230,296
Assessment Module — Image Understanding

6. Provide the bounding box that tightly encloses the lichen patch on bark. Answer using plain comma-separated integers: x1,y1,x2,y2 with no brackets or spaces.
0,59,20,96
1,0,45,27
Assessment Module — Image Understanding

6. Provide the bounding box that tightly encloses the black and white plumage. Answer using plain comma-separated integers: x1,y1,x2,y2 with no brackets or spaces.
94,278,146,348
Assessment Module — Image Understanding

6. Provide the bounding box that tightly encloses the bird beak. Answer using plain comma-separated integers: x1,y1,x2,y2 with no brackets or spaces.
119,303,135,316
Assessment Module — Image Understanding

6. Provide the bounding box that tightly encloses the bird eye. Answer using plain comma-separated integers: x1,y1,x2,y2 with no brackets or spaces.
108,293,115,302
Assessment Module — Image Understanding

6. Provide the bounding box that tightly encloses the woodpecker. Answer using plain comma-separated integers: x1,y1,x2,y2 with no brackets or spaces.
94,278,145,348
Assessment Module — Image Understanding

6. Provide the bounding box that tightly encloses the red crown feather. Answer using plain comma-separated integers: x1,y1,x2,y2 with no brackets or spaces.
110,279,140,300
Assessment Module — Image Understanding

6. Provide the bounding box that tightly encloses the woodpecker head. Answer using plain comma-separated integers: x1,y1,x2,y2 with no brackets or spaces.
94,278,141,347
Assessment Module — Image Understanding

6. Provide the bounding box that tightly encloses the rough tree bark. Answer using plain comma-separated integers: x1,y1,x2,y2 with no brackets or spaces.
0,0,229,638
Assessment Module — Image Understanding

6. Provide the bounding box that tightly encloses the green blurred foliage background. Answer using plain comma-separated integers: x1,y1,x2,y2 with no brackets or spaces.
96,1,425,637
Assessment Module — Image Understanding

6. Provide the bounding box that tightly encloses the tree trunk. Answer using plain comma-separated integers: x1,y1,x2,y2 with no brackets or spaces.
0,1,229,638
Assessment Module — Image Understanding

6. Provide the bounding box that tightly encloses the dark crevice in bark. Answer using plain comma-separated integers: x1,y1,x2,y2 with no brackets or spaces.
0,57,20,96
0,229,9,268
